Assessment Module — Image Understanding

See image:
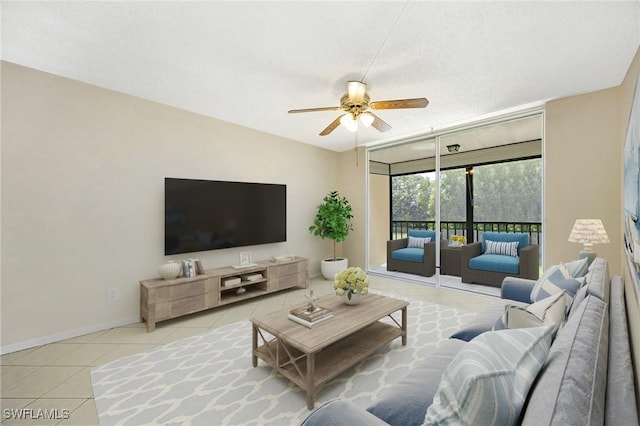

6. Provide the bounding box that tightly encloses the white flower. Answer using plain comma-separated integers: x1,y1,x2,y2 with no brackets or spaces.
334,267,369,297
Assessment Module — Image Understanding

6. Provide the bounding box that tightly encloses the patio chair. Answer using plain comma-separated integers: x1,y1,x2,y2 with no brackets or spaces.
460,231,539,287
387,229,439,277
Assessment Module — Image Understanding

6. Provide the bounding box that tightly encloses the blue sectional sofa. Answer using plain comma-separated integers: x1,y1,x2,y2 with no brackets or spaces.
301,258,638,426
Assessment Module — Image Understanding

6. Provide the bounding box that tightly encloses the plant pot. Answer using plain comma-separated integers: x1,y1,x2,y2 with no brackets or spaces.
343,291,364,305
321,258,348,280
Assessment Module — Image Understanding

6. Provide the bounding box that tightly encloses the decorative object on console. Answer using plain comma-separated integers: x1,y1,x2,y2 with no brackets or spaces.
334,267,369,305
233,251,256,269
159,261,181,280
181,259,196,278
194,259,205,275
309,191,354,279
273,254,295,262
568,219,610,264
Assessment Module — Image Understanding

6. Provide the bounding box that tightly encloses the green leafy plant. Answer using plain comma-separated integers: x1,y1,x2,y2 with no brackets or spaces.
309,191,354,261
334,267,369,299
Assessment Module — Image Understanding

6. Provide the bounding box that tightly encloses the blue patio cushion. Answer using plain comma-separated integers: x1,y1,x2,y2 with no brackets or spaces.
481,232,529,254
391,247,424,263
408,229,436,240
469,254,520,274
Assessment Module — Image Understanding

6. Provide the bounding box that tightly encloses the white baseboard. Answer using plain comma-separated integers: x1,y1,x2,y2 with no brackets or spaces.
0,316,140,355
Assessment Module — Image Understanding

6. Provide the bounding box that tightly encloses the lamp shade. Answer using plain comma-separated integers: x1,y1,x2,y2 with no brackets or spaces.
568,219,610,251
340,114,358,132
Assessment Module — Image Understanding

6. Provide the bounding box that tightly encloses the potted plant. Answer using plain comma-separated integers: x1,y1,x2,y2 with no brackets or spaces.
309,190,354,279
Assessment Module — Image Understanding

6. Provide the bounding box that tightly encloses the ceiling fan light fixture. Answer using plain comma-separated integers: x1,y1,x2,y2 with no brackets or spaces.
360,112,374,127
347,81,367,103
340,114,358,132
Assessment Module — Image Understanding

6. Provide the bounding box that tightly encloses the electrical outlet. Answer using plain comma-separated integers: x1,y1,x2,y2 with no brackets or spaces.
107,288,119,302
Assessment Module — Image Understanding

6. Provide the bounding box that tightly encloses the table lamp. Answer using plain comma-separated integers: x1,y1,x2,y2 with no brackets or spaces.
568,219,610,264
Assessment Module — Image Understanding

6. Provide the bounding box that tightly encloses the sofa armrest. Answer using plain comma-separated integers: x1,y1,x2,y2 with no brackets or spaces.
300,400,389,426
501,276,535,303
387,238,408,252
387,238,407,265
518,244,539,280
460,241,482,264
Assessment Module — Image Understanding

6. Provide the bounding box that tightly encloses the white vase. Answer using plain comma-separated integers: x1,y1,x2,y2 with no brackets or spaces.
159,261,181,280
343,291,363,305
321,258,348,280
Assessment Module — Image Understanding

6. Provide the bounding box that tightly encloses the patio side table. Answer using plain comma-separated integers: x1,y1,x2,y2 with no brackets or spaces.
441,246,462,277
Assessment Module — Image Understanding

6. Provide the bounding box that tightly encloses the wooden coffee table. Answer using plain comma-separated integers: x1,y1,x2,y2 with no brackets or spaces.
250,293,408,409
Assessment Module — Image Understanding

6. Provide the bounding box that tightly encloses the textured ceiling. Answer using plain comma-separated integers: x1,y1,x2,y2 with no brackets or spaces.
2,1,639,152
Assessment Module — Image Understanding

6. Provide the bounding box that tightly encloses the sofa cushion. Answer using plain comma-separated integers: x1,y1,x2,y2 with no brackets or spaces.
424,326,553,426
494,291,565,335
563,258,589,278
391,247,424,263
451,300,527,342
583,257,610,303
408,229,437,240
521,295,608,426
530,264,581,311
366,338,465,426
301,400,390,426
485,240,519,257
481,232,529,253
469,253,520,274
408,236,431,248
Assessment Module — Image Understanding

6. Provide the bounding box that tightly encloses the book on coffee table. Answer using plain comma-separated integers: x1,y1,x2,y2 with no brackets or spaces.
287,312,334,328
289,305,332,322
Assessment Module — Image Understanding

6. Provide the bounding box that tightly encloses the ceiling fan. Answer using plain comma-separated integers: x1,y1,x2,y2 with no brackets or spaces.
288,81,429,136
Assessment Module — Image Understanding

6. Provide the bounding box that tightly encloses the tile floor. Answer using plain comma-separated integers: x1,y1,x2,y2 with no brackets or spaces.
0,275,495,425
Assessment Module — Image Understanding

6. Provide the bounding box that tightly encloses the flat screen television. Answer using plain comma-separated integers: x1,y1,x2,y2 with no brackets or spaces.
165,178,287,255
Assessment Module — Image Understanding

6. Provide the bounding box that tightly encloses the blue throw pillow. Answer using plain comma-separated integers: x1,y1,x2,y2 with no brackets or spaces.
423,326,554,426
408,229,437,240
530,264,582,312
563,258,589,278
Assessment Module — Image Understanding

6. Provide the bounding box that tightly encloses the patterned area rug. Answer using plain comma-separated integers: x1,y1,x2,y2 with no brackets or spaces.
91,297,474,426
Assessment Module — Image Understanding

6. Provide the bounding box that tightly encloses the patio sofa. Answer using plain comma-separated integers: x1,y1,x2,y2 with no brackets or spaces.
300,258,638,426
461,231,539,287
386,229,439,277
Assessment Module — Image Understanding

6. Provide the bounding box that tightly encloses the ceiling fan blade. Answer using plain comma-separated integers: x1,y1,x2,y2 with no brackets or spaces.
319,115,343,136
369,112,392,133
347,81,367,103
288,106,341,114
370,98,429,110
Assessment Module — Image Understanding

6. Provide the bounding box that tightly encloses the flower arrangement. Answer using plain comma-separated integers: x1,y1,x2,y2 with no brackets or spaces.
451,235,466,244
334,267,369,300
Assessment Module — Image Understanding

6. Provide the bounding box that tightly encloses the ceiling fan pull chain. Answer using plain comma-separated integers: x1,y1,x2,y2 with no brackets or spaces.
354,131,359,167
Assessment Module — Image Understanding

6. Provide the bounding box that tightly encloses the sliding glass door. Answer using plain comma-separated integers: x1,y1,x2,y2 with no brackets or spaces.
367,112,543,290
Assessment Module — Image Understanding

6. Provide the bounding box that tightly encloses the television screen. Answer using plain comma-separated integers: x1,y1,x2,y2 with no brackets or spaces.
165,178,286,255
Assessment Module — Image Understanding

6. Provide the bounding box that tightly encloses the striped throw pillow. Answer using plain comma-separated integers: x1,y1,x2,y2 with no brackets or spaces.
408,236,431,248
485,240,519,257
423,326,554,426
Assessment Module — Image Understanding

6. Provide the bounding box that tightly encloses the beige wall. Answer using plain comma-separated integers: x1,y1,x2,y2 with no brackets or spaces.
368,173,390,267
337,147,367,269
545,87,623,273
1,62,339,352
